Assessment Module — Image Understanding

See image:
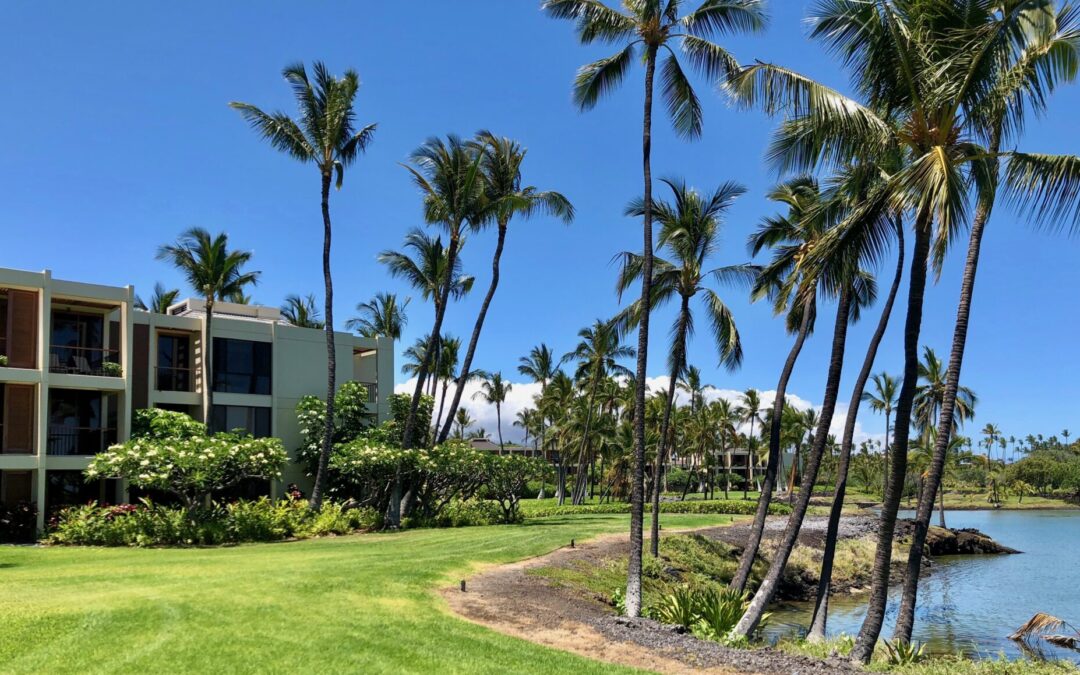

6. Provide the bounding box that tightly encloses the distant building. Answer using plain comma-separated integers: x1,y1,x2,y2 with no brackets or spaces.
467,437,544,457
0,267,393,529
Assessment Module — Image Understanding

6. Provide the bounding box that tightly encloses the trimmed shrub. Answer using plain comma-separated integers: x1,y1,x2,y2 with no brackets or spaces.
526,499,792,519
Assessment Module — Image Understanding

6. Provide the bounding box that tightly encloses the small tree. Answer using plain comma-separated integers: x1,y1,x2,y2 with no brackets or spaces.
295,381,374,475
87,433,286,509
484,454,550,523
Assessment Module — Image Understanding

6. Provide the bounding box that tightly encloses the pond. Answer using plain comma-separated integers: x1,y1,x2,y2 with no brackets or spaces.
766,509,1080,662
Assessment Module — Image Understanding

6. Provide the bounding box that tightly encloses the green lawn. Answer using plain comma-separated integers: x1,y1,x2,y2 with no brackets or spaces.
0,513,733,674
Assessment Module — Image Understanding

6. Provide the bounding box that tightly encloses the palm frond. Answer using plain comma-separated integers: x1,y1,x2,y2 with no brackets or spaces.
573,43,637,110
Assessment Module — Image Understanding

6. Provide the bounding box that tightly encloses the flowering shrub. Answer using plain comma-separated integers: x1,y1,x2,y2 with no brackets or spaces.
87,433,287,508
48,497,383,547
482,455,552,523
295,381,375,475
131,408,207,440
0,500,36,543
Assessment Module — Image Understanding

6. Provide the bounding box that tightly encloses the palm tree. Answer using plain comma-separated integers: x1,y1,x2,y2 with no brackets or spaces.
518,343,566,489
453,407,474,440
809,221,906,643
711,398,738,499
156,228,259,424
614,177,753,555
472,371,513,453
399,137,488,452
726,1,1080,655
544,0,767,619
280,293,325,329
914,347,977,434
346,292,409,341
437,132,573,444
864,372,902,498
134,282,180,314
226,290,252,304
564,319,634,504
432,335,464,437
735,389,762,501
231,61,376,510
730,177,827,595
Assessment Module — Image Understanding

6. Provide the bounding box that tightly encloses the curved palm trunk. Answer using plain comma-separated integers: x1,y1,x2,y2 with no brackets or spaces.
938,480,946,528
882,410,891,498
733,287,852,638
743,421,753,501
851,208,932,663
496,402,504,454
437,222,508,444
402,234,460,450
434,379,449,438
626,45,657,619
808,222,904,642
893,149,998,644
311,173,337,510
730,308,813,593
649,295,690,556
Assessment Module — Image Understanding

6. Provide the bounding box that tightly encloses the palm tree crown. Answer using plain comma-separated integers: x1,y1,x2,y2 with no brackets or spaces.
347,292,409,341
280,293,325,329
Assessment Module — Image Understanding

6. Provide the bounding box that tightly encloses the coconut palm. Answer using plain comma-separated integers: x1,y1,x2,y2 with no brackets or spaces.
399,137,488,451
454,407,474,440
735,389,763,501
472,371,513,453
280,293,325,329
437,132,573,444
730,176,828,595
914,346,977,434
544,0,767,618
614,177,754,555
518,343,566,487
564,319,635,504
134,282,180,314
231,61,376,510
346,292,409,341
726,0,1080,655
156,228,259,424
864,372,902,498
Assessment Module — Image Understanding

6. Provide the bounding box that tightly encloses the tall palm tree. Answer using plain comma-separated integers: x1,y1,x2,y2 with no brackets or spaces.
437,132,573,444
544,0,767,618
472,371,513,453
730,176,827,594
432,335,464,437
735,389,763,500
453,407,474,440
564,319,634,504
518,343,566,479
914,346,977,434
863,372,902,498
810,222,906,643
226,290,252,304
280,293,325,329
231,61,376,510
614,177,753,555
399,136,487,451
726,1,1080,655
157,228,259,424
346,292,409,341
711,398,738,499
134,282,180,314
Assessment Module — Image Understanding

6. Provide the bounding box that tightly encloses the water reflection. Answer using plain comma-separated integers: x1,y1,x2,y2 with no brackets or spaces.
765,509,1080,663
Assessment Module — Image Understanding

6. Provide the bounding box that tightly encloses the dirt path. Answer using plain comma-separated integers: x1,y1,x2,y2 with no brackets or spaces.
441,520,863,675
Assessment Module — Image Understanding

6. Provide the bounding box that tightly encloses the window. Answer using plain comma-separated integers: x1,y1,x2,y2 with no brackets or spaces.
211,405,271,438
157,334,191,391
47,390,117,455
212,338,271,395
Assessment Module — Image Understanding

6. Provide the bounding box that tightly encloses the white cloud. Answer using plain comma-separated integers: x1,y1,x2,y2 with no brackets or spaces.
396,375,886,448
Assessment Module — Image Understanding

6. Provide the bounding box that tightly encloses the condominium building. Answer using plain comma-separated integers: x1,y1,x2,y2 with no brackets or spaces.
0,267,393,530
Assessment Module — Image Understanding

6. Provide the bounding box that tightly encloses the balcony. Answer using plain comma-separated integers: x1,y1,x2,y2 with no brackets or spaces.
46,425,117,456
156,365,194,392
49,346,122,377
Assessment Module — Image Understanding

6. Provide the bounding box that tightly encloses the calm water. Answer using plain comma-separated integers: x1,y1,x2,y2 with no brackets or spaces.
766,509,1080,662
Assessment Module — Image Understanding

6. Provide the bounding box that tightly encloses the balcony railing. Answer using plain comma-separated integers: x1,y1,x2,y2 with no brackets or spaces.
46,425,117,456
156,365,195,392
49,346,122,377
357,382,377,403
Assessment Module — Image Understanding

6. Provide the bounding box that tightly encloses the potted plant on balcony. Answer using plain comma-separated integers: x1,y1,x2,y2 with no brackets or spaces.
0,355,8,367
102,361,122,377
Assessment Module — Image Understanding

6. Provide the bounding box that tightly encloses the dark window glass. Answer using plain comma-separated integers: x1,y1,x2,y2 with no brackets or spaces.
47,390,117,455
157,334,191,391
0,296,8,357
50,311,107,372
212,338,271,394
210,405,271,438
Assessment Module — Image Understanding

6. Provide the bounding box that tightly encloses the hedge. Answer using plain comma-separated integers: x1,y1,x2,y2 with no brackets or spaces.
525,499,792,519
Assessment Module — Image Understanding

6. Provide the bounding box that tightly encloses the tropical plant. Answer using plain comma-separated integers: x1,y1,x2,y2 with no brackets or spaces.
134,282,180,314
399,136,487,453
472,371,513,453
156,227,260,422
231,61,376,510
453,407,474,440
614,176,753,555
280,293,325,329
437,132,573,444
544,0,767,618
735,389,763,500
346,292,409,341
863,372,902,498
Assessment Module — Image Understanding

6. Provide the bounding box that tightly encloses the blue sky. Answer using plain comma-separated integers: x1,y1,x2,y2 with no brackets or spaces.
2,1,1077,443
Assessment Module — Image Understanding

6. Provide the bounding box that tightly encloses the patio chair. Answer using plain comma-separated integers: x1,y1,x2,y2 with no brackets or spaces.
73,355,92,374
